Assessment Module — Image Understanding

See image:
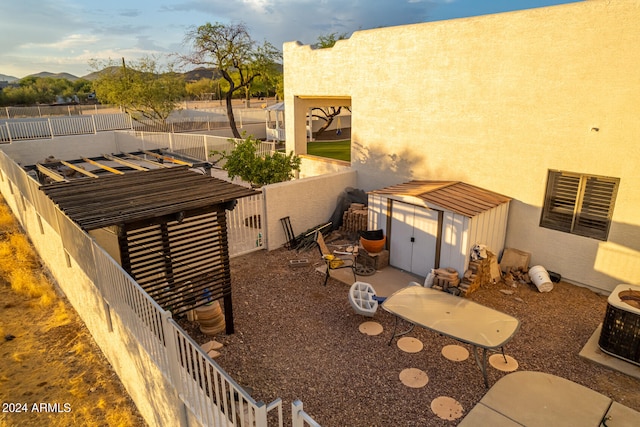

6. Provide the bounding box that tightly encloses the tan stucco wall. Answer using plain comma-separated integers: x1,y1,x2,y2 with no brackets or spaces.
263,169,357,249
284,0,640,292
0,132,118,165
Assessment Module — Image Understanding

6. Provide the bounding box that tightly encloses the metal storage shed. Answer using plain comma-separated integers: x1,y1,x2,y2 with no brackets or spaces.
368,181,511,279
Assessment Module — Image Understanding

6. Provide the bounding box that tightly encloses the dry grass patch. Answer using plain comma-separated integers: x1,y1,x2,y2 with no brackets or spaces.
0,195,145,426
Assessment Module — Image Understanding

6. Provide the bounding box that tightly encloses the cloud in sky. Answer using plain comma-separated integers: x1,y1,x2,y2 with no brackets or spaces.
0,0,581,78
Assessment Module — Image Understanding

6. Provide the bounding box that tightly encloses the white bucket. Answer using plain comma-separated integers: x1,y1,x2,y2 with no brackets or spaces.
528,265,554,292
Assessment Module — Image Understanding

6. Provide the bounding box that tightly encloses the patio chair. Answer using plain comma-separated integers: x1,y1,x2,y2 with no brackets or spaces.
315,232,357,286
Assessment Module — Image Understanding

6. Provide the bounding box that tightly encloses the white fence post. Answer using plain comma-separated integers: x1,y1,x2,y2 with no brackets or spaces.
92,115,97,134
292,400,321,427
47,118,54,139
203,135,208,161
161,314,184,398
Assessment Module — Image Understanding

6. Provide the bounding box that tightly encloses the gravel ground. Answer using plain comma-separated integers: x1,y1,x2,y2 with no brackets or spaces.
178,244,640,426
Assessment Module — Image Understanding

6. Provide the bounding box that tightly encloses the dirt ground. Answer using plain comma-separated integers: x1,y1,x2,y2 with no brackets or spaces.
0,197,145,427
177,242,640,426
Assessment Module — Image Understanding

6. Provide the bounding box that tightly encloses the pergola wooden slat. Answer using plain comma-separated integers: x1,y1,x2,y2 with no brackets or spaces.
35,163,67,182
103,154,148,171
80,157,125,175
60,161,99,178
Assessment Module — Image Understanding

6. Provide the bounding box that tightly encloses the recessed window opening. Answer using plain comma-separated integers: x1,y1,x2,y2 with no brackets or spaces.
540,170,619,240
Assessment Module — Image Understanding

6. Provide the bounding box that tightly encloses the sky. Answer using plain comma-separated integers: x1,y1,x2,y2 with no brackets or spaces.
0,0,582,79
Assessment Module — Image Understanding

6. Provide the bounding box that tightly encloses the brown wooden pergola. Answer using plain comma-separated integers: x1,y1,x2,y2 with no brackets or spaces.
41,166,258,334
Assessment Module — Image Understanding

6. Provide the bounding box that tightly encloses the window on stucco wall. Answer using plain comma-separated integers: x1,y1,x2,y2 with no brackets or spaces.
540,170,619,241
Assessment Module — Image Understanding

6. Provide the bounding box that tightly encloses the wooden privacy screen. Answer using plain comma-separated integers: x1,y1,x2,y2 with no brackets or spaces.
118,208,235,332
41,166,259,335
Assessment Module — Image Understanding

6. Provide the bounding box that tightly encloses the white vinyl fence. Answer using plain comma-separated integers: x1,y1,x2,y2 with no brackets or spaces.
0,149,296,426
0,108,266,143
0,114,133,142
124,131,276,169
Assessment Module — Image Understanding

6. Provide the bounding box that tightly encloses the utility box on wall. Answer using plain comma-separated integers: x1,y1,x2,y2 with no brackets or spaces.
368,181,511,279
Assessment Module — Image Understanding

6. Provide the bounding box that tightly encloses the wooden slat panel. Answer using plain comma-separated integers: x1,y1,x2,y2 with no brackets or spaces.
121,210,232,316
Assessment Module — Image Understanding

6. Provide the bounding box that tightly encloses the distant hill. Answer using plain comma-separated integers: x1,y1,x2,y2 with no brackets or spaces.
182,67,221,82
81,67,119,81
26,71,80,81
0,73,19,82
82,66,221,82
3,66,261,83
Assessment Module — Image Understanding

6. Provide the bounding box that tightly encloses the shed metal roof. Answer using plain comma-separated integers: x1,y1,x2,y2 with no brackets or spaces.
41,166,258,230
370,181,511,217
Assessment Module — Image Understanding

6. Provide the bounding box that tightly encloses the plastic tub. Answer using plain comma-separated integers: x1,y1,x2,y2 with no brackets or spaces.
528,265,554,292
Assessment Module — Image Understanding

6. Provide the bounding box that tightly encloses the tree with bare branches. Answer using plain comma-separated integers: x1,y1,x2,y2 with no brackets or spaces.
182,22,281,139
311,106,351,138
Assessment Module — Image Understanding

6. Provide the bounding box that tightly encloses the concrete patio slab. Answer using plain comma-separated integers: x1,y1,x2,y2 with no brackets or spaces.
468,371,612,427
458,403,522,426
579,324,640,381
605,402,640,427
316,264,421,297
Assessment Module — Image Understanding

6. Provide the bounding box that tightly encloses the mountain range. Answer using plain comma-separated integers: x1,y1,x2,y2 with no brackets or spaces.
0,68,221,83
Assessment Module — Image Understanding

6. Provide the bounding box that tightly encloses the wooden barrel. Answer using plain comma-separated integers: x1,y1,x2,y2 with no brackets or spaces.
196,301,226,335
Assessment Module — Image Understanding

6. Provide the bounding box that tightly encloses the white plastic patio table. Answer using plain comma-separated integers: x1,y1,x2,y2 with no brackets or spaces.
382,286,520,387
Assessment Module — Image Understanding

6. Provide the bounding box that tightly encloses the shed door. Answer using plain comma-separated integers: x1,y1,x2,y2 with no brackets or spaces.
389,202,440,277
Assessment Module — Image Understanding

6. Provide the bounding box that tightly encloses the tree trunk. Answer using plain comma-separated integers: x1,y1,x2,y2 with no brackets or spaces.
226,94,241,139
315,117,334,136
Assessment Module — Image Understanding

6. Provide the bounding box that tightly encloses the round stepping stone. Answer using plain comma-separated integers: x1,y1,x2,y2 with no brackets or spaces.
397,337,424,353
431,396,464,420
441,344,469,361
399,368,429,388
489,354,519,372
358,321,383,336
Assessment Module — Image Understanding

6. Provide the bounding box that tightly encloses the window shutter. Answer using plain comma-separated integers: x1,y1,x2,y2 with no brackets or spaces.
574,176,618,240
541,171,580,232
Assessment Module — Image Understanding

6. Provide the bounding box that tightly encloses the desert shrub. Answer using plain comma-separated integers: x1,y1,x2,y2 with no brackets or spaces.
213,134,301,187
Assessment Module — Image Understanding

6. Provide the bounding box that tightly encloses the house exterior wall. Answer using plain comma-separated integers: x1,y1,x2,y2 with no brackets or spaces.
284,0,640,292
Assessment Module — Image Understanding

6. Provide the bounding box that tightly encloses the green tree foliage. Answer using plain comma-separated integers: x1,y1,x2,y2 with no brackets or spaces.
90,57,186,124
183,22,282,138
0,77,93,106
313,32,349,49
213,134,301,187
185,78,219,100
